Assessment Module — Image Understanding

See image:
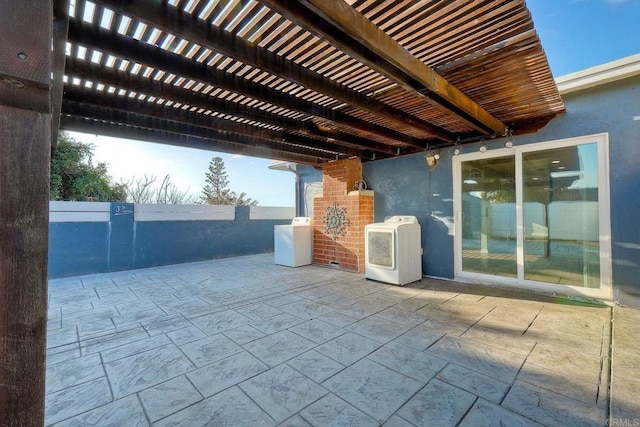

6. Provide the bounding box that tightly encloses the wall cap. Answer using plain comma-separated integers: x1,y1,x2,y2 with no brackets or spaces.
556,53,640,95
347,190,374,196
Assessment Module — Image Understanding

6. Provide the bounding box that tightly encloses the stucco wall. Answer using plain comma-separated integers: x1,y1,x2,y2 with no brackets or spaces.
49,203,294,278
298,75,640,306
49,222,111,277
132,207,282,269
532,76,640,305
364,154,454,279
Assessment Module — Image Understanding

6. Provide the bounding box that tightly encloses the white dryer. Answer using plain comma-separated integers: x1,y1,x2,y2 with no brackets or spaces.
365,216,422,285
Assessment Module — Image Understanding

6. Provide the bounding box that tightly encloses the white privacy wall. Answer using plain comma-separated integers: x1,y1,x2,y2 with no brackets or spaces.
489,201,598,241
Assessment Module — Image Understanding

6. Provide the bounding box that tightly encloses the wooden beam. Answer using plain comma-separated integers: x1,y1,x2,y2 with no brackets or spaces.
60,116,327,165
0,0,51,113
0,1,52,425
62,86,391,157
61,111,339,161
61,98,370,159
92,0,454,142
51,0,70,150
66,19,428,148
435,30,538,74
260,0,507,135
63,59,403,156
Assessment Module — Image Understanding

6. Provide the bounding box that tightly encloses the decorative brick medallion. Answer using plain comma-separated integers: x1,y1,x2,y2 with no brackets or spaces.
322,202,349,240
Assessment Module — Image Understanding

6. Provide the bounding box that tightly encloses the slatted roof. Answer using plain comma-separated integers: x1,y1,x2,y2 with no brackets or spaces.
53,0,565,165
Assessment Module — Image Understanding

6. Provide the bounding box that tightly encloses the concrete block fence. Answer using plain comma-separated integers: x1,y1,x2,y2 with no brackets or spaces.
48,201,294,278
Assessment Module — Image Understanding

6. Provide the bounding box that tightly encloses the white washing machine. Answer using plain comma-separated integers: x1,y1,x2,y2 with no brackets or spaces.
274,217,313,267
365,216,422,285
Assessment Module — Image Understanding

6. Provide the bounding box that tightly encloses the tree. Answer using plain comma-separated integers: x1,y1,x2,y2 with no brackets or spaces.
50,132,127,201
156,174,197,204
123,174,156,203
201,157,258,206
124,174,196,204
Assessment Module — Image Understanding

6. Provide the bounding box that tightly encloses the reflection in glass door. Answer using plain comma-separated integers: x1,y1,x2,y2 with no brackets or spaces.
455,134,610,296
522,143,600,287
461,156,516,278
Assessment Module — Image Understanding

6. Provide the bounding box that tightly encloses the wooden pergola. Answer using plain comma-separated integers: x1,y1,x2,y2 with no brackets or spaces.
0,1,564,423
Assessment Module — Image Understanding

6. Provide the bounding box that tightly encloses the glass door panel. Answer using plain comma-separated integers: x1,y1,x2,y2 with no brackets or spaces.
522,144,600,287
461,156,517,277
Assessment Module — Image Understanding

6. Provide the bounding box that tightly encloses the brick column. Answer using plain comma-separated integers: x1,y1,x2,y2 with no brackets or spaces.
313,158,373,272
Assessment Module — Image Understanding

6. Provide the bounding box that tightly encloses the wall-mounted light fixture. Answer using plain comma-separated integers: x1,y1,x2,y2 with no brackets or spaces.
504,130,515,148
425,151,440,171
453,147,461,156
479,145,487,153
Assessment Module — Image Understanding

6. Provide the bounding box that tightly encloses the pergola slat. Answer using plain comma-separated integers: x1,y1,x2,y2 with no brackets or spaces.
47,0,563,164
63,59,407,156
92,0,455,142
260,0,507,135
61,98,372,159
67,19,429,148
54,0,563,163
60,115,327,165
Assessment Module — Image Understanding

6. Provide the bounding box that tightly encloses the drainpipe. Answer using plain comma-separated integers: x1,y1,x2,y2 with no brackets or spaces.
268,161,302,216
286,164,303,217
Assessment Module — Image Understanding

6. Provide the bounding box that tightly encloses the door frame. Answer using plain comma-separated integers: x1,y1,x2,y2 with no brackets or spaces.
452,133,612,300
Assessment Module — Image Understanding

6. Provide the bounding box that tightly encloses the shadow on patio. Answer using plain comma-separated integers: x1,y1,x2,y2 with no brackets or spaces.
45,253,634,426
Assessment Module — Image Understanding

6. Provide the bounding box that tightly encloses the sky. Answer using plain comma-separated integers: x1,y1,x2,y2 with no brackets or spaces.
70,0,640,207
73,136,297,206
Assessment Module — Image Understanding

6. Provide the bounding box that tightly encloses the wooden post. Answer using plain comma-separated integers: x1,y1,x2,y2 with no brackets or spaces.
0,108,51,426
0,2,53,425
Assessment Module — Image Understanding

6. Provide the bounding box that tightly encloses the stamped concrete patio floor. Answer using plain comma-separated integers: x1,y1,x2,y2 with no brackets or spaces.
45,253,637,426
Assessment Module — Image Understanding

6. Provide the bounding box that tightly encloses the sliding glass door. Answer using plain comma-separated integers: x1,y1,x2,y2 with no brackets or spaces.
461,156,517,278
454,134,611,298
521,143,601,287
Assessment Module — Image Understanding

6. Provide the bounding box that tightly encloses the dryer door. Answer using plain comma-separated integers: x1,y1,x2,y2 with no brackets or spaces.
366,227,395,270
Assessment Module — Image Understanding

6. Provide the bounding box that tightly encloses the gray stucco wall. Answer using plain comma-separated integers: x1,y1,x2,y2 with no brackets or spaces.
299,75,640,306
530,76,640,306
49,205,291,278
364,154,455,279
